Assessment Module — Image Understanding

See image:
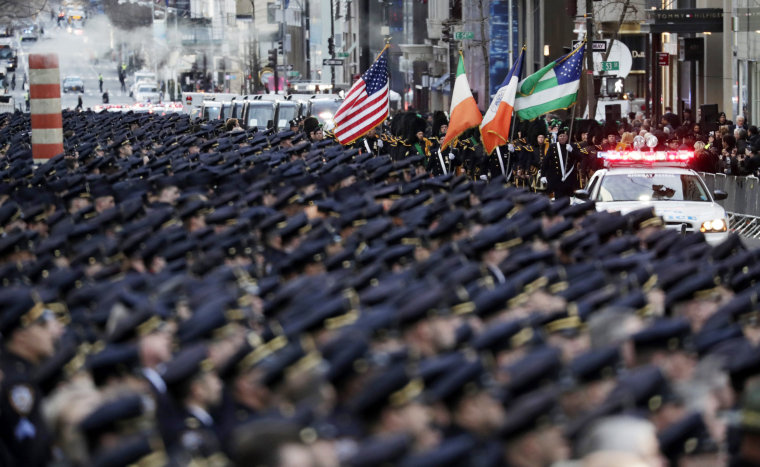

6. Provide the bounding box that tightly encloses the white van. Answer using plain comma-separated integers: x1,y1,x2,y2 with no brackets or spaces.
182,92,239,117
130,71,157,97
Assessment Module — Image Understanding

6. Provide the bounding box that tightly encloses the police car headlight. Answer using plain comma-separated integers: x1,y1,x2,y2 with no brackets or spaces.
700,218,727,233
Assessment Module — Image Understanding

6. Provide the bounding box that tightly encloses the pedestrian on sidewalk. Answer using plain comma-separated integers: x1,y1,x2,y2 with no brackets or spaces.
11,73,15,91
102,89,109,104
98,73,103,93
76,95,83,111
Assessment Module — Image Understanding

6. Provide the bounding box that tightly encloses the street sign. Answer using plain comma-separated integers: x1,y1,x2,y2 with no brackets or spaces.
323,58,344,66
591,40,632,78
454,31,475,40
572,40,607,52
657,52,670,66
337,52,349,58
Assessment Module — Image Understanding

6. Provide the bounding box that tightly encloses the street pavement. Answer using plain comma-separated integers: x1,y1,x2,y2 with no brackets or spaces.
9,22,134,111
742,235,760,249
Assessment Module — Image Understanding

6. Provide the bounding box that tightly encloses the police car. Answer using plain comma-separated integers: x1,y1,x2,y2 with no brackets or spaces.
574,141,729,245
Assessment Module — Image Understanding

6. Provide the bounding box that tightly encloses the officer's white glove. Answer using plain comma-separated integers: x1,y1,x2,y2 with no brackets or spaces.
377,140,383,148
448,153,456,161
508,144,515,152
540,177,548,185
566,144,573,152
479,175,488,181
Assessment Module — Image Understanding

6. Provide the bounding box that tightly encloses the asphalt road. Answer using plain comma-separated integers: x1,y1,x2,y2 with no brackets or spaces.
9,24,134,111
742,236,760,249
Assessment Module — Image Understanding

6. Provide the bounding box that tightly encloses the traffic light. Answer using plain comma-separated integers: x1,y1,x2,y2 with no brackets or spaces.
328,37,335,56
441,23,451,42
268,49,277,68
277,40,284,55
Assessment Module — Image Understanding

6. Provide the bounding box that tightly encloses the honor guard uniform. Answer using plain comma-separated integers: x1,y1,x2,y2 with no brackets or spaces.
456,129,486,179
517,134,548,191
569,135,590,189
540,129,582,198
427,111,451,177
402,115,432,160
353,126,387,157
484,142,517,182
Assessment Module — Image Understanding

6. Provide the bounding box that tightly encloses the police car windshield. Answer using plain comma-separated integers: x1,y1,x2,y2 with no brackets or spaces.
597,173,710,202
0,48,13,59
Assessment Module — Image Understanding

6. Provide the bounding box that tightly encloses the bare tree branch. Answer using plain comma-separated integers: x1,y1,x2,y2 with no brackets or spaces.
103,0,152,30
0,0,50,22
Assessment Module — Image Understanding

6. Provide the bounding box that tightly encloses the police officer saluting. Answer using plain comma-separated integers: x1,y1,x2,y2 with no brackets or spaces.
0,287,62,466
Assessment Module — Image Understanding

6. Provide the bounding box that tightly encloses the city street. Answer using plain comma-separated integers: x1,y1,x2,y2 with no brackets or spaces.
10,21,133,110
2,1,760,467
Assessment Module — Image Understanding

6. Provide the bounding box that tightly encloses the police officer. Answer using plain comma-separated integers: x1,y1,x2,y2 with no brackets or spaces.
354,125,387,157
303,116,324,143
540,128,582,198
0,288,62,466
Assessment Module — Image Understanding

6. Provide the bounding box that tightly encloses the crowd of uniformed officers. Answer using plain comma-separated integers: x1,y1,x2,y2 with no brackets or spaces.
2,107,760,467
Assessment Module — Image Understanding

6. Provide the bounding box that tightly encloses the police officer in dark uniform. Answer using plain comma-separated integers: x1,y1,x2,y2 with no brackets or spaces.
426,111,451,176
516,133,547,191
483,141,517,182
540,128,582,198
353,125,387,157
401,114,432,161
161,344,226,461
0,287,61,466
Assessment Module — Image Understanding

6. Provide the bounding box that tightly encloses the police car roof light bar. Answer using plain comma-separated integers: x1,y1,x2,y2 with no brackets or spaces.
597,150,694,168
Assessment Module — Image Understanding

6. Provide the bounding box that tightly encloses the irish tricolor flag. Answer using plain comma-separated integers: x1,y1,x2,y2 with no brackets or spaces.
441,53,482,150
480,48,525,155
514,42,585,121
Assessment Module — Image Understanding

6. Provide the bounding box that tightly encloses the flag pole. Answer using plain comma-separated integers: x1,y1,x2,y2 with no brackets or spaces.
508,45,527,142
567,37,587,143
375,39,391,62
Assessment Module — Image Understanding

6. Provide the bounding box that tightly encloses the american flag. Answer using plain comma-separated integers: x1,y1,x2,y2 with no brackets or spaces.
334,49,389,145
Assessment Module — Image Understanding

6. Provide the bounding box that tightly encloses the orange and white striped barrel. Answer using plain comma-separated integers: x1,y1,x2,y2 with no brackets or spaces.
29,54,63,160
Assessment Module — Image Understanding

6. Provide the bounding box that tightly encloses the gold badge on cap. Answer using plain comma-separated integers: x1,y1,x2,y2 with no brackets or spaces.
9,384,34,415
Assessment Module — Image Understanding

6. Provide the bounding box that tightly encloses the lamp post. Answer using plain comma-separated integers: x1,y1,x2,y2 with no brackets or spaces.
329,0,335,90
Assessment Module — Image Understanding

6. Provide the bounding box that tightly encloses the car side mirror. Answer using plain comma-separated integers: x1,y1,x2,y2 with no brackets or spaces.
713,190,727,201
574,189,590,200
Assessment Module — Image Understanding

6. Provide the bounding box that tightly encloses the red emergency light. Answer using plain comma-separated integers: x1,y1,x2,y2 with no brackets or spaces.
598,150,695,168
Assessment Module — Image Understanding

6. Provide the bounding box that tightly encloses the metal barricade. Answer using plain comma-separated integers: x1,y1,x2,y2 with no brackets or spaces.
699,172,760,238
746,176,760,217
714,173,727,194
699,172,760,239
727,175,748,214
701,173,715,192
